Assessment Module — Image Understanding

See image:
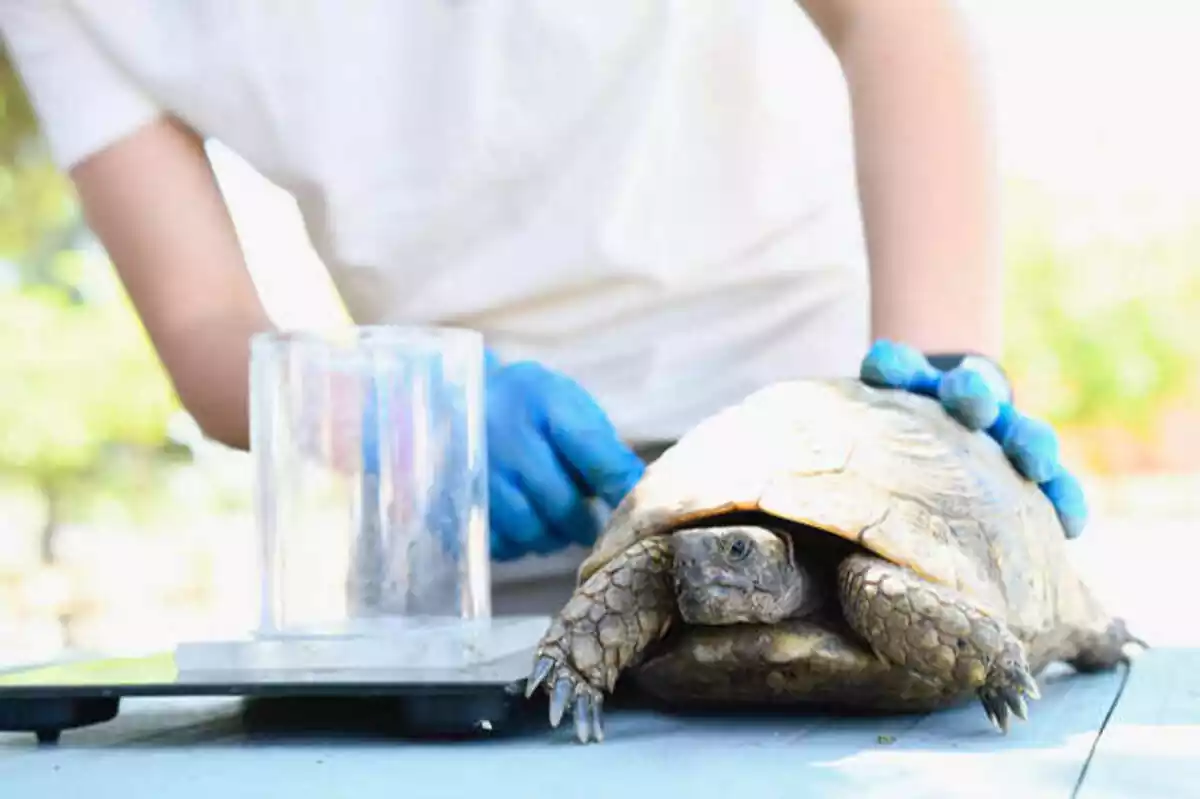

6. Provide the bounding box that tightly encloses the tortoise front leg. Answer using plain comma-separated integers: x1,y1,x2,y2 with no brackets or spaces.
837,553,1040,732
525,535,676,743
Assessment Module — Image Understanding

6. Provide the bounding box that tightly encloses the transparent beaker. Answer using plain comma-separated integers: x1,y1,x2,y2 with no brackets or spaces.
250,326,489,634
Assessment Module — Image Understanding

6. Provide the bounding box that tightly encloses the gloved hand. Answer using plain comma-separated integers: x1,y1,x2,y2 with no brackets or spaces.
485,351,646,561
860,339,1087,539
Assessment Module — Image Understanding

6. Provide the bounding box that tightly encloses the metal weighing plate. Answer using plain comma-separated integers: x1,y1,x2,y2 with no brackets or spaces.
0,616,551,743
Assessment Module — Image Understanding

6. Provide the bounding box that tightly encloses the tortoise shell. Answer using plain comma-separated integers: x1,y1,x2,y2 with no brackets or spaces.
579,378,1068,633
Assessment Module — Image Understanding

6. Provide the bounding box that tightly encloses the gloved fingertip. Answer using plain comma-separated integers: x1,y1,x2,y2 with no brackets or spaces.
1059,513,1088,540
938,366,1001,430
592,455,645,511
861,339,940,395
959,355,1015,405
1041,471,1088,539
1002,414,1061,484
860,339,907,388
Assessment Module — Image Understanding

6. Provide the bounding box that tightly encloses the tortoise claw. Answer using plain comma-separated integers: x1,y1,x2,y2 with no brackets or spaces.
981,695,1010,733
978,653,1040,733
982,702,999,731
988,682,1029,722
525,655,554,698
1006,689,1029,721
1013,669,1041,700
549,676,573,727
525,647,608,743
572,692,605,744
590,694,605,742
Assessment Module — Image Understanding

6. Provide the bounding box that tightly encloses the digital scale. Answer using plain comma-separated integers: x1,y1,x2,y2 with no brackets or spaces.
0,616,554,744
0,327,601,745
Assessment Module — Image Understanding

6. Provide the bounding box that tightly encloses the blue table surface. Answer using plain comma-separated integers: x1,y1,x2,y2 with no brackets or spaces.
2,647,1196,799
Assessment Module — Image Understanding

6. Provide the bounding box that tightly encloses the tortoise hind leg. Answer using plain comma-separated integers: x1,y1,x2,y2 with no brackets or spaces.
836,552,1040,732
525,535,676,743
1037,577,1147,673
1067,617,1146,673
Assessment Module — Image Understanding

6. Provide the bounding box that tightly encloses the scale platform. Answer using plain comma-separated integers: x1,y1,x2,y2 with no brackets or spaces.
0,616,553,744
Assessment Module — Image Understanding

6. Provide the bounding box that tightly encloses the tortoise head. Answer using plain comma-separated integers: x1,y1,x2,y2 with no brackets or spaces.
671,525,810,625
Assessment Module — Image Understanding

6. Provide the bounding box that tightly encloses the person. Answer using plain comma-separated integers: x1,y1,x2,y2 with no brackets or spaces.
0,1,1084,613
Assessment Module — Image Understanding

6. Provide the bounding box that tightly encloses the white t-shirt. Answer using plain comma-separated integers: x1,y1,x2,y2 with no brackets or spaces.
0,0,870,444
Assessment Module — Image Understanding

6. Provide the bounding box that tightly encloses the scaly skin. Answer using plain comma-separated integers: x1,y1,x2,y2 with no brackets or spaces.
836,552,1041,731
525,535,676,743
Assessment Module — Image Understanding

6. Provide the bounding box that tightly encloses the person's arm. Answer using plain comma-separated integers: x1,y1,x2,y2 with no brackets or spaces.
797,0,1003,359
0,3,273,450
795,4,1089,537
70,117,273,450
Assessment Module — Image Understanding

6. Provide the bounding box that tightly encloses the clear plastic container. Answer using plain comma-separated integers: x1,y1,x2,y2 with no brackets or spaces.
250,326,490,634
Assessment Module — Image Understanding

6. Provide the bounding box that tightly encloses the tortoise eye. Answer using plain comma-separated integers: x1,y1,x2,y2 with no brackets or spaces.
727,535,753,561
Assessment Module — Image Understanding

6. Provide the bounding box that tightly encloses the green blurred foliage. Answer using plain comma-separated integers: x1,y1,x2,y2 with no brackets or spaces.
0,47,185,536
0,280,180,476
0,51,79,283
1002,179,1200,435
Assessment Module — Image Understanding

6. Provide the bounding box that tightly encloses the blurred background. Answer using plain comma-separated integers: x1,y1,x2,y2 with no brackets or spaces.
1,2,1197,666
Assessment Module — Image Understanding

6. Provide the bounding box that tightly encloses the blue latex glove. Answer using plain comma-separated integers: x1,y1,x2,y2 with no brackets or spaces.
861,339,1087,539
485,351,646,562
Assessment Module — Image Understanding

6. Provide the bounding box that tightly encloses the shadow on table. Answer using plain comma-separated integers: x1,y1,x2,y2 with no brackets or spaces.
5,653,1149,753
1071,646,1200,798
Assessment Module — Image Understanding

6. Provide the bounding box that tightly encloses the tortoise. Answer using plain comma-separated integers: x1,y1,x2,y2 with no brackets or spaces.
523,377,1141,743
